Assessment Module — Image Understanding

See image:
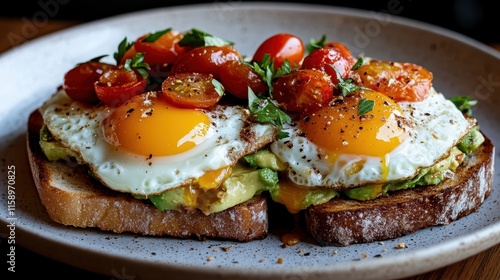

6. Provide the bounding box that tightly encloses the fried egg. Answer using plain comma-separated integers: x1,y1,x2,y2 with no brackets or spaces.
269,89,475,189
40,90,278,196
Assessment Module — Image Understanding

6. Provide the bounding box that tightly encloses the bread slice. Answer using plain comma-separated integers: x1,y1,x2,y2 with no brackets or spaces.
27,110,268,242
305,135,495,246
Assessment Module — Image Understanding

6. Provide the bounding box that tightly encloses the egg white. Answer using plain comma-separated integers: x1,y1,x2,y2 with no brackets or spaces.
40,90,277,196
269,89,475,189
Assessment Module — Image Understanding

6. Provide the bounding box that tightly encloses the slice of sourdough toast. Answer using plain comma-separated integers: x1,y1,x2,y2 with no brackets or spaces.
305,136,495,246
27,110,268,242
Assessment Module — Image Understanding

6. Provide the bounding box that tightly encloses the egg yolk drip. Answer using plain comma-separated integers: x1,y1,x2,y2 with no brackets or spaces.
102,92,210,156
299,90,408,178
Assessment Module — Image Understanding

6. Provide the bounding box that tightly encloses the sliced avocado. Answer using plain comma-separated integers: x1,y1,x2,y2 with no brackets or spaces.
344,184,383,201
205,165,269,214
40,140,75,162
243,149,288,171
258,168,279,187
149,187,185,211
458,126,485,154
348,146,466,200
303,188,339,207
39,125,80,162
148,163,271,214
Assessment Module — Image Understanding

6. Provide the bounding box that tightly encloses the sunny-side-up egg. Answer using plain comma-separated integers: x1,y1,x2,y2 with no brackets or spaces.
39,90,278,196
269,88,475,189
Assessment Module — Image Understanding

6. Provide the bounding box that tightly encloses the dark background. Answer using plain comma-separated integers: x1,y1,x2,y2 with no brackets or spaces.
1,0,498,46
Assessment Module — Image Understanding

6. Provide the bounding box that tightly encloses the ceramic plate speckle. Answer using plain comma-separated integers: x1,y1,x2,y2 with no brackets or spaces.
1,3,499,280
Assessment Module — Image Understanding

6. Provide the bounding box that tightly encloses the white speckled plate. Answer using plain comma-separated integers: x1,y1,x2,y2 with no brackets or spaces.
0,2,499,280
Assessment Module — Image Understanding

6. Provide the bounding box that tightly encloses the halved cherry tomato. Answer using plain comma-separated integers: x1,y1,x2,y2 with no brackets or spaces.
170,46,242,79
161,72,223,109
134,29,189,67
252,33,305,70
351,60,433,102
94,68,147,106
272,69,334,113
218,60,268,99
302,42,355,84
63,61,116,104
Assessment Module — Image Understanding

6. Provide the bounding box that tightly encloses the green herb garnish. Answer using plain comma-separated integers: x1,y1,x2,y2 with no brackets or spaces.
212,79,225,96
244,54,291,95
332,57,368,97
113,37,134,65
351,57,364,71
89,55,108,62
178,28,233,47
449,96,477,116
248,87,291,138
76,55,108,66
142,28,172,43
357,98,375,115
335,71,361,97
124,53,150,79
306,34,327,54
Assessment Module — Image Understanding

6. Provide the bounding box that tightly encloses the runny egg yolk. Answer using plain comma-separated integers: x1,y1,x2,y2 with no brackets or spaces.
299,90,408,169
102,93,210,157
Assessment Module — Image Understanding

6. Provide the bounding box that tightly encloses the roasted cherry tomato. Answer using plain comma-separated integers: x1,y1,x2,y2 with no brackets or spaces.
161,72,223,109
218,60,268,99
351,60,433,102
301,42,355,84
272,69,334,113
94,68,147,106
252,33,305,70
134,29,189,67
170,46,242,79
63,61,116,104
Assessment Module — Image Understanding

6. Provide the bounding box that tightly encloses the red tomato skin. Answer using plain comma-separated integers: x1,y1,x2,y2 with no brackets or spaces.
218,60,268,99
170,46,242,79
94,68,147,106
161,72,223,109
302,43,355,84
351,60,433,102
252,33,305,70
272,69,334,113
133,30,189,67
63,61,116,104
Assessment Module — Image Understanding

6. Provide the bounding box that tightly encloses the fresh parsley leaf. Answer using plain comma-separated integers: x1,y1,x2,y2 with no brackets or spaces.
449,96,477,116
178,28,233,47
76,55,108,66
275,131,290,139
89,55,108,62
248,87,291,138
274,60,291,79
142,28,172,43
331,63,372,97
212,79,225,96
351,57,364,71
333,65,361,97
113,37,133,65
357,98,375,115
306,34,327,54
124,53,150,79
244,54,291,95
337,78,362,97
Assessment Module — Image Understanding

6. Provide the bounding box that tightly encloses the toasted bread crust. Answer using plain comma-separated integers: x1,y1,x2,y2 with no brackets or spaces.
305,136,495,246
27,110,268,242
